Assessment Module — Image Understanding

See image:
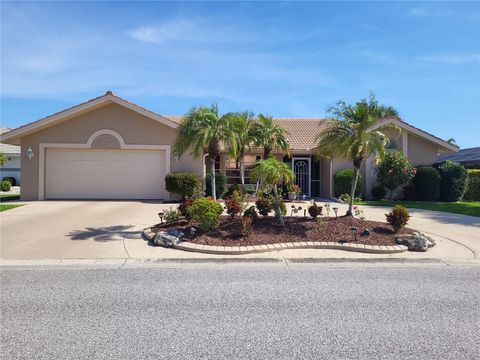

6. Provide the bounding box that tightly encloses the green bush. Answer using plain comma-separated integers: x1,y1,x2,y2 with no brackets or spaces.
377,151,415,200
413,166,440,201
164,208,181,223
0,180,11,192
243,206,258,220
255,194,273,216
165,172,201,199
2,177,16,186
224,183,242,199
334,169,362,198
436,161,468,202
178,198,194,218
385,205,410,233
239,216,253,237
224,190,246,218
188,198,224,232
371,184,387,200
464,170,480,201
308,201,322,219
205,172,227,199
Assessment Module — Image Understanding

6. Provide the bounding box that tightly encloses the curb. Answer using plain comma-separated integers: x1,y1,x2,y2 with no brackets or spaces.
142,230,409,255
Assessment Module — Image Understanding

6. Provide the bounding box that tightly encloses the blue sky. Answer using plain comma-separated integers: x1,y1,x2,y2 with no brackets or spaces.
1,1,479,148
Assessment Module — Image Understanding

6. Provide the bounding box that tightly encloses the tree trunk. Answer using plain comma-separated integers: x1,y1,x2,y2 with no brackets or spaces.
263,147,271,160
346,167,360,216
210,158,217,201
240,156,246,191
272,184,285,226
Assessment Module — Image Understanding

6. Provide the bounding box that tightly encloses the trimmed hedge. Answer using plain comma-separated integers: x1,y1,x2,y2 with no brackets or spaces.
436,161,468,202
334,168,362,198
413,166,440,201
371,184,386,200
205,172,227,198
464,170,480,201
187,197,223,232
165,172,201,199
2,177,16,187
0,180,11,192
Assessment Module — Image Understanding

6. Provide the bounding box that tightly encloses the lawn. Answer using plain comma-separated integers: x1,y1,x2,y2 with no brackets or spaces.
0,204,22,212
0,194,20,202
356,200,480,217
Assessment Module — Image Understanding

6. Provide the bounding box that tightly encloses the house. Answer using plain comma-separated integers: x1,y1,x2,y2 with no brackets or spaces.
437,147,480,169
0,127,21,185
0,91,458,201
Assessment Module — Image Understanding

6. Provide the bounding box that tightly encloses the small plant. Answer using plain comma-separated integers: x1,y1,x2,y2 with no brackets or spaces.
2,177,16,187
385,205,410,233
255,194,273,216
287,184,301,194
188,198,224,232
317,217,326,228
165,172,201,200
243,206,258,220
0,180,11,192
308,201,322,219
224,190,246,218
239,216,253,237
178,198,194,218
339,193,350,203
224,183,242,199
324,203,331,217
164,208,181,223
371,184,386,200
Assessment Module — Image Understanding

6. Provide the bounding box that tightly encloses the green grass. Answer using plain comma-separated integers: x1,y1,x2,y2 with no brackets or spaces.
355,200,480,217
0,194,20,202
0,204,22,212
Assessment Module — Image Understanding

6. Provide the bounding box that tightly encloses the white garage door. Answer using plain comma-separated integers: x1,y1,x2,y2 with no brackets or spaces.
45,148,168,199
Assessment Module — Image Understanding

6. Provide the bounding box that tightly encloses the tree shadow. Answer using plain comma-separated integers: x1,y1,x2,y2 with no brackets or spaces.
67,225,142,242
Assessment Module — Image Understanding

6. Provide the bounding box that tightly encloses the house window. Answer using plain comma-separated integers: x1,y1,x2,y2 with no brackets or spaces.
386,140,398,151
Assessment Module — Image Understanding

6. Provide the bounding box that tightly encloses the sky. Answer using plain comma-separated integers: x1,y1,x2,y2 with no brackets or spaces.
1,1,479,148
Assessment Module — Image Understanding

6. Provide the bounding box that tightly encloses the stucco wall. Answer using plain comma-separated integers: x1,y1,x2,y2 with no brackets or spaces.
19,103,203,200
407,133,440,166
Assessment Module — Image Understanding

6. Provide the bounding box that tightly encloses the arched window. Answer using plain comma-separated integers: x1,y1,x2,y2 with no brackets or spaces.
386,139,398,151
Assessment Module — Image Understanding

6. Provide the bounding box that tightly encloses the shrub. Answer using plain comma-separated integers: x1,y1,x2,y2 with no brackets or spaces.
377,151,416,200
279,200,287,216
334,169,362,198
464,170,480,201
243,206,258,220
205,172,227,199
255,194,273,216
412,166,440,201
165,172,201,199
239,216,253,237
2,177,16,186
164,208,181,223
224,190,246,218
0,180,11,192
308,201,322,219
339,193,361,204
371,184,387,200
402,184,417,201
224,183,242,199
178,198,194,218
187,198,224,232
385,205,410,233
436,161,468,202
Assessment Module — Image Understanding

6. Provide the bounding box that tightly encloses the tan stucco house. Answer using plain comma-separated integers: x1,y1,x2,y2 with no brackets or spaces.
0,91,458,201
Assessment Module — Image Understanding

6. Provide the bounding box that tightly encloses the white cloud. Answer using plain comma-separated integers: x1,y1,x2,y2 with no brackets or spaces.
419,54,480,65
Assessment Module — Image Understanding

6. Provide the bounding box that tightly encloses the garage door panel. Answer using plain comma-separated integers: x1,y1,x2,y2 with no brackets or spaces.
45,148,167,199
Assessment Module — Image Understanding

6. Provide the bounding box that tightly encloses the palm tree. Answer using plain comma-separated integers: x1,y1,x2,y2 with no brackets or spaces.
447,138,456,145
252,114,290,159
227,111,257,191
173,103,229,200
250,157,294,226
0,152,8,166
317,94,399,216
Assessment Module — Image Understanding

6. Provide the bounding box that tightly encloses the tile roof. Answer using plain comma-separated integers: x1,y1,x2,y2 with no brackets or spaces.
437,146,480,163
163,116,329,151
0,128,20,155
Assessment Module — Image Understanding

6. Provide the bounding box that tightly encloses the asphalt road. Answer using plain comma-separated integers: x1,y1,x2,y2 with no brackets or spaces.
1,265,479,359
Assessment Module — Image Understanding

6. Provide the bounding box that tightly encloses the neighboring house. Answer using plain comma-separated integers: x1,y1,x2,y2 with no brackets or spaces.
0,91,458,201
437,147,480,169
0,127,21,185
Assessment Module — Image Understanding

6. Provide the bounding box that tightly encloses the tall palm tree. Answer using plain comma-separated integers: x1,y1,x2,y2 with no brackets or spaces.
252,114,290,159
173,103,229,200
227,111,256,191
250,157,294,226
317,94,399,216
0,152,8,166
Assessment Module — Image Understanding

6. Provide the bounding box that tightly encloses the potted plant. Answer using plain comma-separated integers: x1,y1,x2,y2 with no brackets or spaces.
287,184,301,200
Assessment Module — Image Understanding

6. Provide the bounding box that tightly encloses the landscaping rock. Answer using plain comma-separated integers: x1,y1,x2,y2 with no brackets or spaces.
154,230,184,247
395,231,435,252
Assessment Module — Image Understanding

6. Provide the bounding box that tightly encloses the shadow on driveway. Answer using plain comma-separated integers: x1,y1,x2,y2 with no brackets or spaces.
67,225,142,242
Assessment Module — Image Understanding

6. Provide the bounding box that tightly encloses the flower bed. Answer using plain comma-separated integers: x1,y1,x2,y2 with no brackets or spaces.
151,216,414,247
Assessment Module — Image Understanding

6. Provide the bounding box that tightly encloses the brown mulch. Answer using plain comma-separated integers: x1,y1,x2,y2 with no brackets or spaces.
151,216,414,247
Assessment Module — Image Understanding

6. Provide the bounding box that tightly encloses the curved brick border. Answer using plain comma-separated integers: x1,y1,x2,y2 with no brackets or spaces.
142,229,408,255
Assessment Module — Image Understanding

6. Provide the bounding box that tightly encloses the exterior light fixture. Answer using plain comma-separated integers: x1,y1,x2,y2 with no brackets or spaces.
332,207,338,218
26,147,35,160
351,227,358,241
302,194,306,201
158,212,165,224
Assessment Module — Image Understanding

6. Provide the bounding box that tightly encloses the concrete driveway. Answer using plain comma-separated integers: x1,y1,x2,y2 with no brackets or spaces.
1,200,479,261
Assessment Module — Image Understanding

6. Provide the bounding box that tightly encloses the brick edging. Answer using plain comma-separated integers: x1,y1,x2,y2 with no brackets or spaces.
142,230,408,255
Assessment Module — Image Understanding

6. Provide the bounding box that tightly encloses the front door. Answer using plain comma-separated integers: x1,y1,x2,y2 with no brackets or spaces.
292,157,310,196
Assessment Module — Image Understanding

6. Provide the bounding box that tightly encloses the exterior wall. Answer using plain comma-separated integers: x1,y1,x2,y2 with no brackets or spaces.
18,103,203,200
320,158,332,198
0,155,21,185
407,133,440,166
